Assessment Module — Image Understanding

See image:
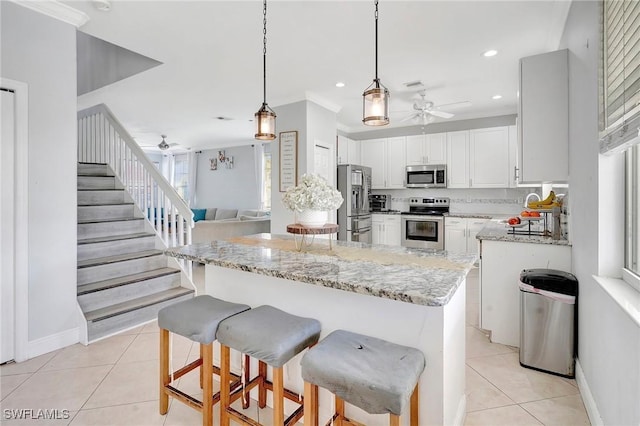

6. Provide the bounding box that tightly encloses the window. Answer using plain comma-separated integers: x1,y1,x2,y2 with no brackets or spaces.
626,145,640,281
173,154,189,203
262,150,272,210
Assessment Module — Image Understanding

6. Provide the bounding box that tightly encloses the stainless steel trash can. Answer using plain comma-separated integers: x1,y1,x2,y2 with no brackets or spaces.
519,269,578,378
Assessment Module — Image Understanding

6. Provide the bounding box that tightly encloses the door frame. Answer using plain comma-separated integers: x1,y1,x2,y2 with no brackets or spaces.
1,78,29,362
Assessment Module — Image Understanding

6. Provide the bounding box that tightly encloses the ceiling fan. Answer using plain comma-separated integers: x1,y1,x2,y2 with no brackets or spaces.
138,135,184,152
398,91,471,125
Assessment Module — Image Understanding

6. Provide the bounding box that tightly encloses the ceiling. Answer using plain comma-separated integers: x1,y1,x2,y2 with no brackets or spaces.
68,0,571,152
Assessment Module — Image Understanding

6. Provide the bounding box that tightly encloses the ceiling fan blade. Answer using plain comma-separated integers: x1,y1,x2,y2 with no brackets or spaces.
428,110,454,119
434,100,472,110
400,113,420,123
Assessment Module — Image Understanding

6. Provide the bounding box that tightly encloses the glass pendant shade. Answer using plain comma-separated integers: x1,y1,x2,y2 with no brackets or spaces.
255,104,276,140
363,81,390,126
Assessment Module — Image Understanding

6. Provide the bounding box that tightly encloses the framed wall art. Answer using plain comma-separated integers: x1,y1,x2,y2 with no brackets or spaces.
279,130,298,192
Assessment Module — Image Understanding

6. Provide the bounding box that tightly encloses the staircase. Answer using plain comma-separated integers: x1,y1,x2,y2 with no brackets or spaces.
77,162,194,342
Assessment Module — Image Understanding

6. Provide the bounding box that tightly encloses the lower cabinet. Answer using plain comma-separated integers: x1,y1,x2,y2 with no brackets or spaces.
371,214,401,246
444,217,489,255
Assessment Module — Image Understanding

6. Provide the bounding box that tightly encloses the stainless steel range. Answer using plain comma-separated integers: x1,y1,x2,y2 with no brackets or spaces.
401,197,450,250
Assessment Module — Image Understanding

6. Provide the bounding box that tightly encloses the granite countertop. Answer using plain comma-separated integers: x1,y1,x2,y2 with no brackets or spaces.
165,233,477,307
445,213,495,219
476,220,571,246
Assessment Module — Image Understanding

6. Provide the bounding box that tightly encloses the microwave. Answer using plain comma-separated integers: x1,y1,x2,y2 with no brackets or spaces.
405,165,447,188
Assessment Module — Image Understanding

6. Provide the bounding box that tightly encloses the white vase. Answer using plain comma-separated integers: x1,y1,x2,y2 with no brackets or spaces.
298,209,327,227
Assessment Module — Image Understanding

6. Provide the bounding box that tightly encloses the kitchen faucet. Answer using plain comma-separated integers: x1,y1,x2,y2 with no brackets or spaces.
524,192,541,207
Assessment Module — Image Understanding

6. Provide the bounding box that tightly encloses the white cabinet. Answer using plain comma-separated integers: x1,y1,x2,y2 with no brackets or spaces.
445,217,489,254
518,49,569,183
480,239,571,346
405,133,447,165
337,135,361,165
469,127,510,188
360,137,406,189
508,125,519,188
446,131,470,188
372,214,401,246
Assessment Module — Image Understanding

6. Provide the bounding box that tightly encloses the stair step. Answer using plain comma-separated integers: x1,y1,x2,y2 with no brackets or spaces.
78,175,116,190
77,233,157,262
87,289,194,342
78,189,126,206
86,287,194,323
78,217,146,239
78,267,180,295
78,268,182,312
78,249,164,269
78,163,111,176
78,203,136,221
77,250,167,285
78,232,156,245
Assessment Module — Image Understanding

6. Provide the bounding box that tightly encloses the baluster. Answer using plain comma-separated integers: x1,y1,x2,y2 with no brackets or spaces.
99,114,103,163
163,195,169,245
149,181,156,233
154,188,161,234
170,206,177,248
138,160,144,210
177,212,185,246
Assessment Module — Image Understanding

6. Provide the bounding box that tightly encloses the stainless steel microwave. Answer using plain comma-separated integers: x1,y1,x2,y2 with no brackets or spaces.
405,165,447,188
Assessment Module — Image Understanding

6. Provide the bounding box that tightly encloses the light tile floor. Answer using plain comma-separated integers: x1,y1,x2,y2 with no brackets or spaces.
0,265,590,425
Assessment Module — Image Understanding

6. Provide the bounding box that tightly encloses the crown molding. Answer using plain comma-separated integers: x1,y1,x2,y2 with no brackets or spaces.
10,0,90,28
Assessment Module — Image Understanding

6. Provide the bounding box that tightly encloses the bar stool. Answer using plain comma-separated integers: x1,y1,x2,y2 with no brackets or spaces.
300,329,425,426
217,305,322,426
158,295,251,426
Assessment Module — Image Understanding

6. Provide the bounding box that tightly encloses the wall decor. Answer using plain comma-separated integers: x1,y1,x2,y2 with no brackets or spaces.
210,158,217,170
279,130,298,192
215,150,234,169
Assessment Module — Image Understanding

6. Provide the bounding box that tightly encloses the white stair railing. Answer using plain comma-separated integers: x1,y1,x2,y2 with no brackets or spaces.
78,104,194,278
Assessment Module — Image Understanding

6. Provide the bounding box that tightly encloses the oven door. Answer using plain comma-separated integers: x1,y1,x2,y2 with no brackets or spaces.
401,215,444,250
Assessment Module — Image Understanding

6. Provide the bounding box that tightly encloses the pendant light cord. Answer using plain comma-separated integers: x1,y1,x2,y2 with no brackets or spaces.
375,0,379,83
263,0,268,105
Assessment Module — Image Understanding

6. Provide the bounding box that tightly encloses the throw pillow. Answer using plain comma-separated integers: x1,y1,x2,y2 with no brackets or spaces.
205,208,217,220
239,215,266,221
192,208,207,222
237,209,259,217
215,209,238,220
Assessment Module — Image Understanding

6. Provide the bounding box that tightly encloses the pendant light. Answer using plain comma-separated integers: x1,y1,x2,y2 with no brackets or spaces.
158,135,169,151
362,0,390,126
255,0,276,140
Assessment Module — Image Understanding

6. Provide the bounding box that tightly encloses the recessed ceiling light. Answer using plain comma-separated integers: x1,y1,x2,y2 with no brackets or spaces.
92,0,111,11
483,50,498,57
492,94,503,100
336,82,345,88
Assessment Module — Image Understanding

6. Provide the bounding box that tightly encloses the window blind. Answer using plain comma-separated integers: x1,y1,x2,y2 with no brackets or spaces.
601,0,640,154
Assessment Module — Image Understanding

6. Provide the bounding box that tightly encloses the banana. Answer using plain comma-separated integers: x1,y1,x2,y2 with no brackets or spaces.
527,191,556,209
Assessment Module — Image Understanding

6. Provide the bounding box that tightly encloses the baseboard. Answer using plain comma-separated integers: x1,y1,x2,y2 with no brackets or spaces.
453,394,467,426
27,327,79,359
575,359,604,426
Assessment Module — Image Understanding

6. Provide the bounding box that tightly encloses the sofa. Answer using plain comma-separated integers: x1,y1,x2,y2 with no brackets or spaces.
190,208,271,244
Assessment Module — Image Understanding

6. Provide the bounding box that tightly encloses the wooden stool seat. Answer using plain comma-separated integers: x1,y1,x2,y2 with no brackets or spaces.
158,295,251,426
217,305,321,426
300,330,425,426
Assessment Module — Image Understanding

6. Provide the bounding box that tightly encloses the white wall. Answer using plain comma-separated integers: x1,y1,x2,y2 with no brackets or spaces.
560,2,640,425
194,145,261,210
1,3,79,351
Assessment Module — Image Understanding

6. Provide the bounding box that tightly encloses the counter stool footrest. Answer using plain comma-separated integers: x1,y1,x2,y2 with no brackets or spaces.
165,385,203,411
284,405,304,426
262,379,305,404
171,359,202,381
226,407,263,426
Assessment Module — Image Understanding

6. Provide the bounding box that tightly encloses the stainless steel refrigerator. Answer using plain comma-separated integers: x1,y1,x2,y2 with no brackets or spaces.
337,164,372,243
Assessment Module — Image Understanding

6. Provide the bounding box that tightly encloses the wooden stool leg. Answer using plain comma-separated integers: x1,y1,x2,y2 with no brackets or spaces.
335,396,344,426
410,383,419,426
390,414,400,426
159,328,170,415
199,344,204,389
273,366,284,425
202,343,213,426
242,354,251,409
303,381,318,426
258,360,267,408
220,345,231,426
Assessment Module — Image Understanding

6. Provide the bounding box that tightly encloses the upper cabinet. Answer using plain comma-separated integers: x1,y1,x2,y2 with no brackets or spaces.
337,135,361,165
360,137,406,189
406,133,447,165
446,130,470,188
518,49,569,183
469,127,510,188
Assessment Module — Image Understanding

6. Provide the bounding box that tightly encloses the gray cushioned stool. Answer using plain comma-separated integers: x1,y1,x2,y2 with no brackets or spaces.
158,295,250,426
217,305,321,426
301,330,425,426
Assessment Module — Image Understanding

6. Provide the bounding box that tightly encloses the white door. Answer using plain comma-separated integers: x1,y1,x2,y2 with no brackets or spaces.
1,89,15,363
446,131,469,188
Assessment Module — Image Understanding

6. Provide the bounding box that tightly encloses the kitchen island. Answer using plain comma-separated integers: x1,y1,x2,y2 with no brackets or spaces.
476,220,572,346
165,234,477,426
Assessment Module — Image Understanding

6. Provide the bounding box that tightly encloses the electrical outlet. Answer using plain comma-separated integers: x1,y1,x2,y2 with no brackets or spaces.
466,195,472,203
517,197,524,204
